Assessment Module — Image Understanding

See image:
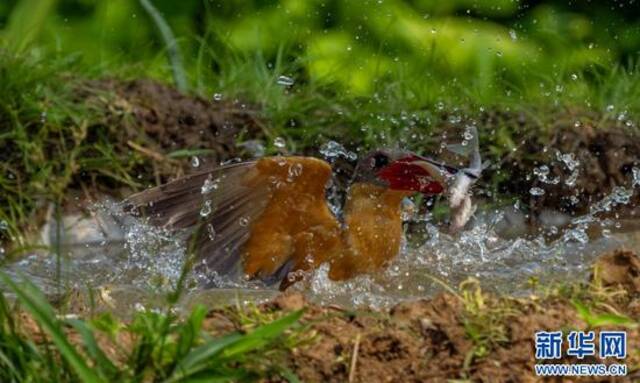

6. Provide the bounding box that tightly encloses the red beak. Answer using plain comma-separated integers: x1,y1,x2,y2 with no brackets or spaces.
377,155,451,194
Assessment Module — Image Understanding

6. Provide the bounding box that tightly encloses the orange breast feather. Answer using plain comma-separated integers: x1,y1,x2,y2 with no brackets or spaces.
328,183,410,280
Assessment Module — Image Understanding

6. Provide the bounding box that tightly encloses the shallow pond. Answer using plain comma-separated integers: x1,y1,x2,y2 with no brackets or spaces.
3,180,640,315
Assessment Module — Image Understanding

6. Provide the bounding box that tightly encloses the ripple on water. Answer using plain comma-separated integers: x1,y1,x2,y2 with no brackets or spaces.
3,183,640,312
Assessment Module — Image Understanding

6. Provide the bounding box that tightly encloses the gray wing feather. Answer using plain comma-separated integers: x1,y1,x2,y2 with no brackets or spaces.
124,161,271,278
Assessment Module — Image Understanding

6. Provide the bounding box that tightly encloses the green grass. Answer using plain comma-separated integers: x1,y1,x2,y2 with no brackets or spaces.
1,2,639,380
1,43,639,252
0,48,140,250
0,273,304,382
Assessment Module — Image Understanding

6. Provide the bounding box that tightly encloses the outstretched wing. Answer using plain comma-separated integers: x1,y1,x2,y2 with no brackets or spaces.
124,157,338,286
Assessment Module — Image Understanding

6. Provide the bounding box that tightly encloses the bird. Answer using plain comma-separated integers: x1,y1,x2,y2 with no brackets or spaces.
125,132,482,290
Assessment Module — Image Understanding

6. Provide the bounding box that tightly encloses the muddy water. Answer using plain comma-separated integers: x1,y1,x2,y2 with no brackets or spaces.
3,181,640,314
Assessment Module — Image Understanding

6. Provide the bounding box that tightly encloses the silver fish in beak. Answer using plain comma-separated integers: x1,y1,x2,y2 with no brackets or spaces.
447,126,484,232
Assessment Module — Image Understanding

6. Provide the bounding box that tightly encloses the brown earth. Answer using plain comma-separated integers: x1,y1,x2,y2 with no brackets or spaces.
507,124,640,217
13,249,640,382
425,110,640,219
53,79,640,222
94,79,265,163
265,251,640,382
77,78,265,196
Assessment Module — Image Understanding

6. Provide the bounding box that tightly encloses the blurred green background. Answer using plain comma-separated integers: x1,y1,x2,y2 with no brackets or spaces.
1,0,638,99
1,0,640,242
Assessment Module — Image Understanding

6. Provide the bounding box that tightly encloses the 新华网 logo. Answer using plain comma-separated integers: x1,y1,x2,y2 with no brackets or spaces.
534,330,627,377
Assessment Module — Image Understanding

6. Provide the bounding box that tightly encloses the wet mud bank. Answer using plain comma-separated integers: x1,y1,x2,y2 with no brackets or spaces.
266,250,640,382
15,249,640,382
66,79,640,214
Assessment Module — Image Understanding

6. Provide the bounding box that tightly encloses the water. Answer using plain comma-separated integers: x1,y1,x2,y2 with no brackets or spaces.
276,75,295,87
3,158,640,313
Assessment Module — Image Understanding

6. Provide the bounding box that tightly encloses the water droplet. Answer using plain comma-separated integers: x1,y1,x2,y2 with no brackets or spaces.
200,200,212,217
319,141,357,161
273,137,286,149
589,186,633,214
40,111,47,123
277,75,295,86
509,29,517,40
606,104,615,112
206,224,216,240
0,220,7,231
463,126,474,141
566,228,589,244
239,217,249,227
565,170,579,187
401,198,416,221
212,93,223,101
556,152,579,171
632,167,640,188
534,165,549,177
611,186,632,204
533,165,560,184
201,176,220,194
570,73,578,81
288,163,303,179
191,156,200,168
529,187,545,196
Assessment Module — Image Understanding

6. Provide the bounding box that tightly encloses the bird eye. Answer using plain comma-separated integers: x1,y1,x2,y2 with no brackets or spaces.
372,152,390,169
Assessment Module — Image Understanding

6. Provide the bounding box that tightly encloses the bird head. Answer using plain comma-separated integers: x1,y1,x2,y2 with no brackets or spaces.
355,149,458,194
356,128,484,231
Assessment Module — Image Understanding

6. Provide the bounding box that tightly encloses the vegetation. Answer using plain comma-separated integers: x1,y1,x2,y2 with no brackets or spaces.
1,256,638,381
0,0,639,381
1,0,640,243
0,273,306,382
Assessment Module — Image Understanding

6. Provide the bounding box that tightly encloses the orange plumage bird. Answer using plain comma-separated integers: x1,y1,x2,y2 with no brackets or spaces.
126,146,481,290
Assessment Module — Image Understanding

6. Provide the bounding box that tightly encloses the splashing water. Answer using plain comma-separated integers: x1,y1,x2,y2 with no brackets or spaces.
3,162,640,312
276,75,295,87
319,141,358,162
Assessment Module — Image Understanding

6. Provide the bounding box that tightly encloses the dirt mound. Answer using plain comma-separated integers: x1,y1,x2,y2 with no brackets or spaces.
82,79,265,189
104,79,263,162
76,82,640,215
489,112,640,216
592,248,640,294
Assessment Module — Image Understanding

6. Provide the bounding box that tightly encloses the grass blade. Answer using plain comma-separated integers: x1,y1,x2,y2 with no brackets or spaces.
220,310,303,358
3,0,58,52
139,0,189,92
168,310,303,382
66,318,120,379
0,273,104,383
167,148,216,159
572,300,638,329
166,332,244,382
